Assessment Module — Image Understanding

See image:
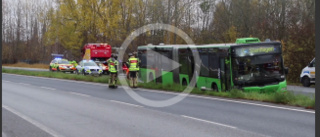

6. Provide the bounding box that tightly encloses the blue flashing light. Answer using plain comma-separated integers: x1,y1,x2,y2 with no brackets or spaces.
55,58,62,60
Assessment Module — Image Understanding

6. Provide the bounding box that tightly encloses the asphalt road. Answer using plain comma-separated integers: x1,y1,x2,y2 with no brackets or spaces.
287,85,315,97
2,73,315,137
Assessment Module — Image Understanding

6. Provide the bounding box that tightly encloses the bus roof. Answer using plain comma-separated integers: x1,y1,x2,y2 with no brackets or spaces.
235,37,261,44
137,40,281,50
138,43,233,49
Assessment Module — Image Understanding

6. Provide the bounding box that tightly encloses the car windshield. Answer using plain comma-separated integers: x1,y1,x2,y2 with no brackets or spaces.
58,60,70,64
84,62,97,66
232,54,285,86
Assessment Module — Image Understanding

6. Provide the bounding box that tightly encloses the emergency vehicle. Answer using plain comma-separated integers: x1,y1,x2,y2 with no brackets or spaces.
138,37,289,92
49,58,76,73
76,60,103,76
81,43,112,74
300,58,315,87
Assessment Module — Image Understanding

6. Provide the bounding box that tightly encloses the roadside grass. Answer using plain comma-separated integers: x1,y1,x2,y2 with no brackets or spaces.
3,62,48,69
2,68,315,109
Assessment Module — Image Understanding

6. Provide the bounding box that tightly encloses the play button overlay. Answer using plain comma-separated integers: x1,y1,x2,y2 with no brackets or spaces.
145,49,181,83
118,23,200,107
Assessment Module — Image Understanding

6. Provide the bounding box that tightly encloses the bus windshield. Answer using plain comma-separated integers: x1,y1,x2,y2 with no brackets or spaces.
232,54,285,86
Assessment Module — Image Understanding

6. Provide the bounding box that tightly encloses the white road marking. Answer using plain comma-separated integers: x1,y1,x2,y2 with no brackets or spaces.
110,100,143,108
69,92,91,97
40,87,56,91
2,105,64,137
181,115,237,129
187,95,315,114
4,73,315,113
18,82,30,86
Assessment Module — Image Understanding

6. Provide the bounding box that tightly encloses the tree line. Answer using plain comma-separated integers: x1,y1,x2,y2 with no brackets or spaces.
2,0,315,82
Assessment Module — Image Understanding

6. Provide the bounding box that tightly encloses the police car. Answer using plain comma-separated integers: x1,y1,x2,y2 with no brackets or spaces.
49,58,76,73
300,58,315,87
76,60,103,76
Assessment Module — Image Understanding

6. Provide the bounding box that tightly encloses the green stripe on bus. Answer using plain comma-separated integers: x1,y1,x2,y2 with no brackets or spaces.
242,80,287,93
162,71,174,85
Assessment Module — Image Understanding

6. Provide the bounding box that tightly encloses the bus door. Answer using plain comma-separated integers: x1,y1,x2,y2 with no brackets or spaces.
154,48,162,83
172,47,180,83
219,58,226,91
188,49,195,85
220,56,231,91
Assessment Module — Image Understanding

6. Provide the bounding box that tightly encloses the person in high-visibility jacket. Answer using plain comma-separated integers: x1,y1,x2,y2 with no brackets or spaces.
127,52,140,88
107,54,118,88
69,60,78,67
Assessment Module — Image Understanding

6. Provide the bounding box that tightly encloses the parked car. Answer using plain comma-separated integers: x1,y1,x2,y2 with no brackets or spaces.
95,61,109,75
300,58,315,87
76,60,103,76
49,58,76,73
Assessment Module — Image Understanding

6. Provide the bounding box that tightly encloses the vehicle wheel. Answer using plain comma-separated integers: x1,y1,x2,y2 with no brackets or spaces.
211,83,218,92
49,66,52,71
57,67,60,72
82,71,87,76
302,77,311,87
70,71,74,74
182,79,187,86
148,73,154,82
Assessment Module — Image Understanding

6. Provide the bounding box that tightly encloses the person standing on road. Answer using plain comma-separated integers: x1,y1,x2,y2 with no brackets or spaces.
127,52,139,88
107,54,119,88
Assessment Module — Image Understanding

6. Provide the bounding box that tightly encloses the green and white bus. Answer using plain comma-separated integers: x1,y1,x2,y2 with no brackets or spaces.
137,38,288,92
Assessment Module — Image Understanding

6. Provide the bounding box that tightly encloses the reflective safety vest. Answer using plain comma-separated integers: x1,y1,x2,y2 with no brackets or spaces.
107,58,118,73
69,61,78,67
128,57,139,71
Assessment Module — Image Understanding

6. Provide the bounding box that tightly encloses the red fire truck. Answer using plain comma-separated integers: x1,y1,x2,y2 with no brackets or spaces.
81,43,128,74
81,43,112,74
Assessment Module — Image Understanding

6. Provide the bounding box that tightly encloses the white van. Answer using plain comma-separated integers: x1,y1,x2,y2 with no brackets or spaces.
300,58,315,87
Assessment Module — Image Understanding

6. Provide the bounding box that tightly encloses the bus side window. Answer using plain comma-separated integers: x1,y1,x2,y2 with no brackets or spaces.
198,48,209,77
178,51,189,75
138,50,147,68
208,54,219,78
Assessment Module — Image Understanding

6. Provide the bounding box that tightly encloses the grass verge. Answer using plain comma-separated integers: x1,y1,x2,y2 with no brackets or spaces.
2,68,315,109
3,62,48,69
